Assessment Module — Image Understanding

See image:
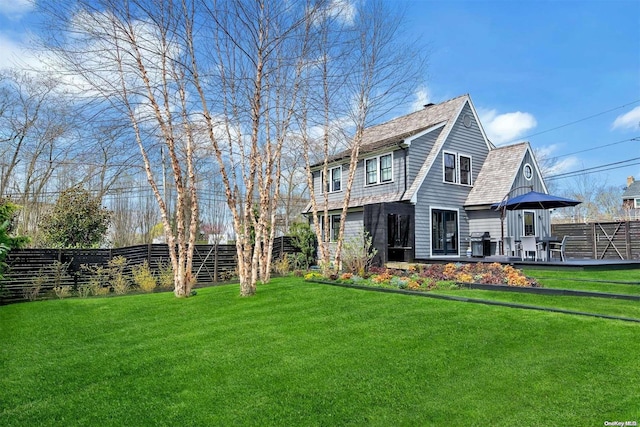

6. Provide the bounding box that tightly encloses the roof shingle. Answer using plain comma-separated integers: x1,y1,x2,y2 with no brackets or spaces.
465,142,529,206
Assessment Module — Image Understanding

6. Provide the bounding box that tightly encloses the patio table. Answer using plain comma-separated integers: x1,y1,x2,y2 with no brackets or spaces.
537,236,561,261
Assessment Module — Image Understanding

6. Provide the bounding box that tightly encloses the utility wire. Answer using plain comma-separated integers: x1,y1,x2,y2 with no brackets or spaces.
553,136,640,159
504,99,640,145
546,157,640,181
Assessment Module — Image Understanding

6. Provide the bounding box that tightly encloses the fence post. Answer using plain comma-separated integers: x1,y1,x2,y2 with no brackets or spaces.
213,243,218,283
592,223,597,259
625,221,631,260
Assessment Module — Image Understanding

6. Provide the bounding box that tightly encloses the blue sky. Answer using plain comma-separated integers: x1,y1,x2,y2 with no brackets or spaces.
1,0,639,194
403,0,640,193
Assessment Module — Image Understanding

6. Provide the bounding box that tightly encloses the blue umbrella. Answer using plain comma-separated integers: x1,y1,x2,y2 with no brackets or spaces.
492,190,581,256
492,190,581,211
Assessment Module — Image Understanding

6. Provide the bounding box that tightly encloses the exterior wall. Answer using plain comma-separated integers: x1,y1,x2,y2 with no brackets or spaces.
504,149,551,240
314,210,364,262
311,148,407,206
467,210,502,254
414,103,491,258
406,127,443,184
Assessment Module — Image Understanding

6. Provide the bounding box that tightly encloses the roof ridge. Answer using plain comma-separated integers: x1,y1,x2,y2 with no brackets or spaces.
364,94,469,132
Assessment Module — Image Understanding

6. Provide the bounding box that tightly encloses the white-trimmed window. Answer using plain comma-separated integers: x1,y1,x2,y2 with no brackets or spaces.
635,198,640,209
523,211,535,236
460,155,472,185
443,151,472,185
320,166,342,193
523,163,533,181
320,214,341,242
330,214,340,242
330,166,342,192
365,153,393,186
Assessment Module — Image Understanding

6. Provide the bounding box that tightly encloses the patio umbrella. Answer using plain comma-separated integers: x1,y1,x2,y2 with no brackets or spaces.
492,190,582,211
492,190,581,256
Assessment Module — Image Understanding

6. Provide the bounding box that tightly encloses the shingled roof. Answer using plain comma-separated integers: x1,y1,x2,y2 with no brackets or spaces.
622,179,640,199
464,142,530,207
317,94,469,167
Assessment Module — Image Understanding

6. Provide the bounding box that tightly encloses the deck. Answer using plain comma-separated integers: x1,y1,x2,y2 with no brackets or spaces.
395,256,640,271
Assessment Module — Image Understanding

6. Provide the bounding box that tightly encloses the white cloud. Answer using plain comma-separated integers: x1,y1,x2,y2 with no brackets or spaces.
478,108,537,145
410,85,430,112
612,106,640,131
543,156,579,176
326,0,357,25
533,144,578,177
0,33,43,71
0,0,33,18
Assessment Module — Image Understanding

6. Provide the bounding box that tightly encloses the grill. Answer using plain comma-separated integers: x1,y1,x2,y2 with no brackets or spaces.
470,232,491,257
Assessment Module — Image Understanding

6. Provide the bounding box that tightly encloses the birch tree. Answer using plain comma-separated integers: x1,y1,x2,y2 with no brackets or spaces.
39,0,320,296
301,0,425,272
41,0,201,296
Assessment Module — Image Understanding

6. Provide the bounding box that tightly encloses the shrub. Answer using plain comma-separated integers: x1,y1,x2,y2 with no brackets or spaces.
390,276,409,289
289,222,317,269
342,229,378,276
304,272,323,281
108,256,130,295
155,260,174,289
54,285,73,299
132,261,157,292
81,264,110,296
273,255,291,276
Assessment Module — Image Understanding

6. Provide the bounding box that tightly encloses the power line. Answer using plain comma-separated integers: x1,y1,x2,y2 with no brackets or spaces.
553,136,640,159
504,99,640,145
546,156,640,181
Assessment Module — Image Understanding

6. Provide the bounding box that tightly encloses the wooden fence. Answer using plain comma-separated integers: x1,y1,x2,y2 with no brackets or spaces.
551,221,640,260
0,236,298,304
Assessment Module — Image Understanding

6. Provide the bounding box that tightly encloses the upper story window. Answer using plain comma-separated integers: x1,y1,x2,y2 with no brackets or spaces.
635,198,640,209
523,163,533,181
330,166,342,192
320,166,342,193
443,151,472,186
365,153,393,186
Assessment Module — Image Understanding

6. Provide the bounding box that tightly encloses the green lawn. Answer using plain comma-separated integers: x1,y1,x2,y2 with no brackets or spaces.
2,277,639,426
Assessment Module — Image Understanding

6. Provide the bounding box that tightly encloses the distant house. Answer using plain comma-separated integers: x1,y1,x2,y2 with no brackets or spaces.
305,94,550,265
622,176,640,219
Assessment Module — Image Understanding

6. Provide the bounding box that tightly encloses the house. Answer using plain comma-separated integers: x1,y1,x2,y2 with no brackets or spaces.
622,176,640,219
305,94,550,265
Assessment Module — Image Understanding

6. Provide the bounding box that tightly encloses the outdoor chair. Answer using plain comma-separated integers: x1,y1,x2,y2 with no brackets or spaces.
549,236,568,261
503,236,516,257
520,236,542,261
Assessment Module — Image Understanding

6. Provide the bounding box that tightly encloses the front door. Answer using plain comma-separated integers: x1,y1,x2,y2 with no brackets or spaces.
432,209,458,255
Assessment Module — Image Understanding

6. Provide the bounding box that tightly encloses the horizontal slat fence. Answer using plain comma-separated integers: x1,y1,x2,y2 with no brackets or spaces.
1,236,297,304
551,221,640,260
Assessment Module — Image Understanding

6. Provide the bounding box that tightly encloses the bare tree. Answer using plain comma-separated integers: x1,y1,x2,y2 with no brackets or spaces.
39,0,322,296
301,0,425,272
40,0,202,296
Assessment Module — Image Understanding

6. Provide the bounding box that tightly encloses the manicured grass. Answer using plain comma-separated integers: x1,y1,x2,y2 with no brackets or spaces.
523,268,640,296
2,277,639,426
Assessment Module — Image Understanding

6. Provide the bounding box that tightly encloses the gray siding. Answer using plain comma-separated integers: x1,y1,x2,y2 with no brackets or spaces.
407,127,443,184
467,210,502,254
504,149,552,240
414,103,491,258
311,148,407,206
319,211,364,261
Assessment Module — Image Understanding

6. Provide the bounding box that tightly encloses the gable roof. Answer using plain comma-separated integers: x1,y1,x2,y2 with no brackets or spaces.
464,141,542,207
402,94,491,203
317,94,476,167
622,180,640,199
